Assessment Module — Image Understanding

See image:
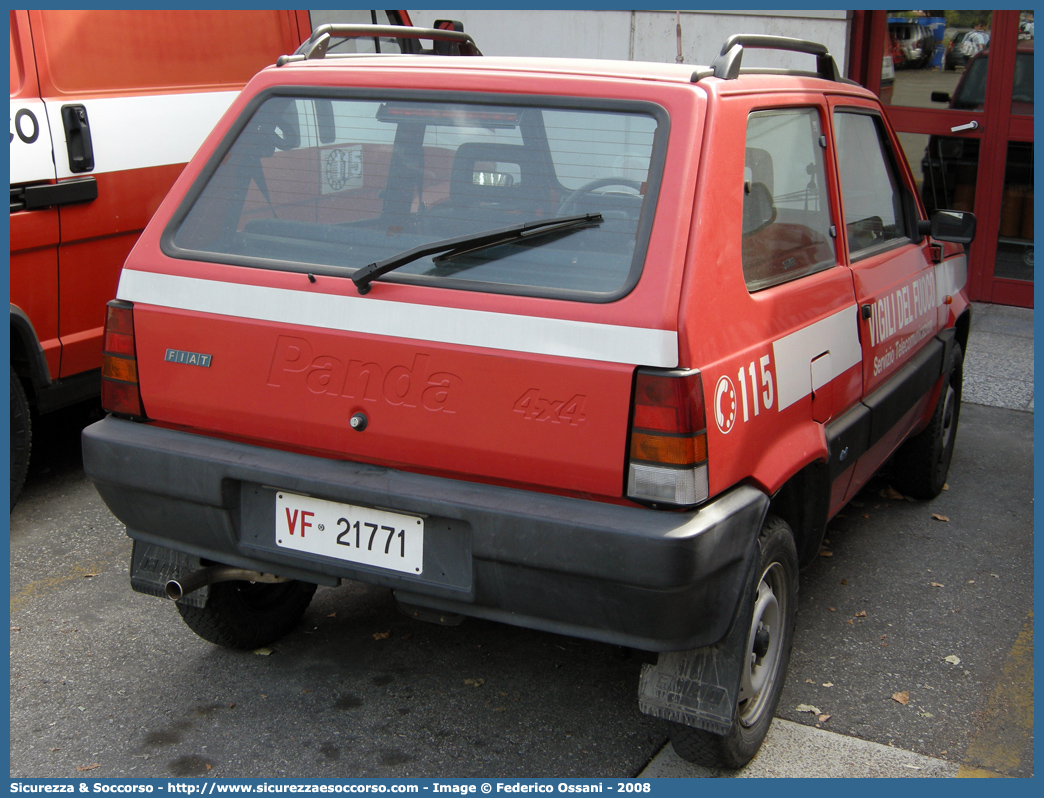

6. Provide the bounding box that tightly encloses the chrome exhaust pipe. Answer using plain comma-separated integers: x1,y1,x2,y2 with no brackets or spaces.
165,566,290,601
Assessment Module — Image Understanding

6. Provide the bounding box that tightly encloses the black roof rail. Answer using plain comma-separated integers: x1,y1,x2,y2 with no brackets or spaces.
692,34,842,83
277,23,481,66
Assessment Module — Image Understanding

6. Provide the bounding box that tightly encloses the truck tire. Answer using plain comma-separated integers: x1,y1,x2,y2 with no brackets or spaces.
10,368,31,511
890,343,963,500
669,515,798,769
176,580,317,650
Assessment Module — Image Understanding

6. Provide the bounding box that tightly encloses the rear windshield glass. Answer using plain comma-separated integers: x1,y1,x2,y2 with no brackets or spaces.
166,91,667,301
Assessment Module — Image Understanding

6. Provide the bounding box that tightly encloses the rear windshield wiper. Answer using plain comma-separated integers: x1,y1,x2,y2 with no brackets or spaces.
351,213,602,295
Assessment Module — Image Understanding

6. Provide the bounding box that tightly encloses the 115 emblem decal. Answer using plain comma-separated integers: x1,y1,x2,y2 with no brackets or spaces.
715,355,775,433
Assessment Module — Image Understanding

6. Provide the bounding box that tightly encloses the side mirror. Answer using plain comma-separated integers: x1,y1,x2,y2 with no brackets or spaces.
930,91,952,104
918,210,976,244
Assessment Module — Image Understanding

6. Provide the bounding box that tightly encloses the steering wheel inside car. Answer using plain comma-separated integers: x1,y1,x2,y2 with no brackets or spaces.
558,178,642,217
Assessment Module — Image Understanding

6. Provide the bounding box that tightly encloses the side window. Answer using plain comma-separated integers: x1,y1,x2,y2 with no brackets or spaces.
833,111,909,257
742,108,836,292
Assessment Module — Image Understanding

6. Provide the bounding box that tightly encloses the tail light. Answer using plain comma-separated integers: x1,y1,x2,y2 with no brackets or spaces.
626,368,708,507
101,299,147,419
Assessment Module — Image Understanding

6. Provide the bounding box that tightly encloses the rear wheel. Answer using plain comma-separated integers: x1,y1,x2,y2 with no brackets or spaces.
10,368,31,511
891,343,963,500
176,579,317,650
669,515,798,769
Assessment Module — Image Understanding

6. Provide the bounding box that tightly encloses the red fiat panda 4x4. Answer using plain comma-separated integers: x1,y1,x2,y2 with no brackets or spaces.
83,28,975,768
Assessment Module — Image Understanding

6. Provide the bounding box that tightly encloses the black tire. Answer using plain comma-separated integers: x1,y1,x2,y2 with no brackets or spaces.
176,579,317,650
10,368,31,511
669,515,798,769
890,343,963,500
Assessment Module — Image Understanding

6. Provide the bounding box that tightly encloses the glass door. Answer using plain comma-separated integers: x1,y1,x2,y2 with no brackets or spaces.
858,10,1033,308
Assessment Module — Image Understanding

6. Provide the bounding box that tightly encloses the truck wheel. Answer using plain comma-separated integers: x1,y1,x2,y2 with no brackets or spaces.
891,343,963,500
10,368,31,511
176,580,317,650
669,515,798,769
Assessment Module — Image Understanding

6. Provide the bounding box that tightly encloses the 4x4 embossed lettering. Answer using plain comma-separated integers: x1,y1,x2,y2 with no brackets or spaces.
267,335,462,412
513,388,587,425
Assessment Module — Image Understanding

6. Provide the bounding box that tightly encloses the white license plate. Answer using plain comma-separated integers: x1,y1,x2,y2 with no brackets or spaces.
275,491,424,575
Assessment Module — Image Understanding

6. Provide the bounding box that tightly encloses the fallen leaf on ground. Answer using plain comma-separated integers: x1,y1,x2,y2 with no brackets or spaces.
819,549,834,557
822,682,834,688
372,631,391,640
930,582,945,587
819,714,832,723
944,655,961,666
892,691,910,705
931,513,949,523
795,704,821,714
847,618,854,625
327,613,336,618
828,607,836,612
11,627,21,632
854,610,867,617
805,678,814,684
881,486,905,501
83,573,100,578
253,647,273,656
76,764,100,772
464,678,485,688
942,484,949,491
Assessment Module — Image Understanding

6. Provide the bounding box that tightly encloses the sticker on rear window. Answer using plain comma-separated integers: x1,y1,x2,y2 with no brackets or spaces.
322,145,364,194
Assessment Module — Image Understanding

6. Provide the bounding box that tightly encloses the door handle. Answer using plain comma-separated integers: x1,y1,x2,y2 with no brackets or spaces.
950,120,980,133
61,104,94,173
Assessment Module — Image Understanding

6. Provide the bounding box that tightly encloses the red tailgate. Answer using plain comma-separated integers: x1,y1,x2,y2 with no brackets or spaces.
132,300,636,498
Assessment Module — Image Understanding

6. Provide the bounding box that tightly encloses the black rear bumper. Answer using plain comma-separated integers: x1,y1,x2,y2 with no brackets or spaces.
83,416,767,651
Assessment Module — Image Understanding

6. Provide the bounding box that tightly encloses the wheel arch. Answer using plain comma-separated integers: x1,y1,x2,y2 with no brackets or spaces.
953,308,971,358
769,460,831,568
10,305,51,398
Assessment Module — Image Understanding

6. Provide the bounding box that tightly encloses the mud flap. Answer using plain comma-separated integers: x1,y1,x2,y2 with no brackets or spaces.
129,540,208,608
636,547,760,736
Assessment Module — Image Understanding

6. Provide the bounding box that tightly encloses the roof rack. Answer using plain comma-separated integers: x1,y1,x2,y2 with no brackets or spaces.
277,22,481,66
691,34,844,83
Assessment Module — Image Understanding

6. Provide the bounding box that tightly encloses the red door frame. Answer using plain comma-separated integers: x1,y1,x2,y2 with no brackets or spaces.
849,10,1032,308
